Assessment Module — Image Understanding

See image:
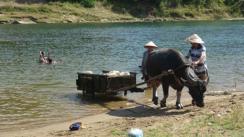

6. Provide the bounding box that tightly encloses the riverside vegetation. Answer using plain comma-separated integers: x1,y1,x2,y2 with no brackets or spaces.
0,0,244,24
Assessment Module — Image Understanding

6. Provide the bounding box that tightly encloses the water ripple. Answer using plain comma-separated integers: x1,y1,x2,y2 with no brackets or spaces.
0,21,244,131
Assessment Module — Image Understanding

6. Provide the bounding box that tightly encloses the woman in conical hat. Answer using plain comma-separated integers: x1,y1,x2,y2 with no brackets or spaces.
185,34,208,80
186,34,204,44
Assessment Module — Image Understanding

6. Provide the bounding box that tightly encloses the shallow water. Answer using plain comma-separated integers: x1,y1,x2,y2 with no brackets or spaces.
0,21,244,131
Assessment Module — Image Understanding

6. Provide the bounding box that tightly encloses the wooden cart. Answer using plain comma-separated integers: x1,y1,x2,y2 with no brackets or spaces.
76,71,137,97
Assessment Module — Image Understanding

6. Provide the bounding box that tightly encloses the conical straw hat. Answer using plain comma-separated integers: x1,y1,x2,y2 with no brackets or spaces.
144,41,158,48
185,34,204,44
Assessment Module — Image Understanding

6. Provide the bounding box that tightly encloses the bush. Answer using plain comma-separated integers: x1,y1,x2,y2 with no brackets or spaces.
81,0,95,8
48,0,96,8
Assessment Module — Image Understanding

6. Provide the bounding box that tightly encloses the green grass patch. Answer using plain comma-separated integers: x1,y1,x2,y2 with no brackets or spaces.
146,126,173,137
144,105,244,137
110,129,127,137
106,105,244,137
0,5,52,13
221,105,244,130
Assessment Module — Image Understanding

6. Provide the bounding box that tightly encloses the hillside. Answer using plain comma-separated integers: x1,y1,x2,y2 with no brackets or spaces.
0,0,243,24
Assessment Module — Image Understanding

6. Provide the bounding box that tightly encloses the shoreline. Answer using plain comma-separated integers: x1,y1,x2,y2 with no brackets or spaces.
1,90,243,137
1,17,244,25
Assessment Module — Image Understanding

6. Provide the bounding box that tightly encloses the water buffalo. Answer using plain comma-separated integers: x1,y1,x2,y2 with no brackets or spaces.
146,48,208,109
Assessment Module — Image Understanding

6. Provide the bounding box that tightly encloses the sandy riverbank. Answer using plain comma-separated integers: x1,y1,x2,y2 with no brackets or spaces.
1,90,243,137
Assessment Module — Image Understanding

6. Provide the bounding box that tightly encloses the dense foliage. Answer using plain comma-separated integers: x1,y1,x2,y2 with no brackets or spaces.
161,0,243,13
48,0,96,7
47,0,243,15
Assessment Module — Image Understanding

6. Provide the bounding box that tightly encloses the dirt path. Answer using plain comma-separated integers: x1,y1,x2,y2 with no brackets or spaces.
2,91,243,137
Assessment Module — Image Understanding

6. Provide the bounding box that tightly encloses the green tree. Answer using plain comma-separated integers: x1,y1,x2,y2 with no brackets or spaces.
224,0,244,15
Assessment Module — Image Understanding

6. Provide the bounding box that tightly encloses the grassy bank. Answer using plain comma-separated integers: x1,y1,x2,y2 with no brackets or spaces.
0,0,244,24
108,106,244,137
143,105,244,137
0,1,135,24
108,94,244,137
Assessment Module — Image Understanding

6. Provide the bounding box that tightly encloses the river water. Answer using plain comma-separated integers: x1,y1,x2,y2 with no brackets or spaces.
0,21,244,131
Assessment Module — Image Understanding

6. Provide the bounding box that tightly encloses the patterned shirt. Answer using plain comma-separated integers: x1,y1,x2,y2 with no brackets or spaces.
188,45,206,64
187,45,208,73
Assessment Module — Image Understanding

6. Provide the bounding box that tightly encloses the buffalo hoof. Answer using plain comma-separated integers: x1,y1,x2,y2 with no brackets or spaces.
176,103,183,109
196,103,204,107
160,101,166,108
152,97,158,105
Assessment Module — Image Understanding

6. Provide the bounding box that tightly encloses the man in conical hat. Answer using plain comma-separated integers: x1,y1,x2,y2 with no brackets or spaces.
141,41,159,105
185,34,208,80
141,41,158,80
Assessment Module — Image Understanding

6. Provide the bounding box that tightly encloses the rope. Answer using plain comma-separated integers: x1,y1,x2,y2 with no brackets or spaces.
114,63,188,92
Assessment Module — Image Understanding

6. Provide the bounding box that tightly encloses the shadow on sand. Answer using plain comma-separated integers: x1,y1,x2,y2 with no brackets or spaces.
75,92,192,117
107,99,192,118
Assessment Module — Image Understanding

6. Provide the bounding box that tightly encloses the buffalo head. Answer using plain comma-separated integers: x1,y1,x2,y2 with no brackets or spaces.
181,67,208,107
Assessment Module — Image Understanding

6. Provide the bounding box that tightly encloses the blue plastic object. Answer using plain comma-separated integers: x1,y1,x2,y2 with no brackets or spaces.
69,122,81,131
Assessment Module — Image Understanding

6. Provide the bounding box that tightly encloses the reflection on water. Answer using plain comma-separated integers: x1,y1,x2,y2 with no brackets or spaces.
0,21,244,131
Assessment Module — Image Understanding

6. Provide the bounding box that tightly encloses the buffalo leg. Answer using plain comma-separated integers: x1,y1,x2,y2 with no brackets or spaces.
192,100,196,106
176,90,183,109
152,86,158,105
160,83,169,108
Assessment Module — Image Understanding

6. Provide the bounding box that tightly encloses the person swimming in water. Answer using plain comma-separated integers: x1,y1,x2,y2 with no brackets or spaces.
39,51,53,64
